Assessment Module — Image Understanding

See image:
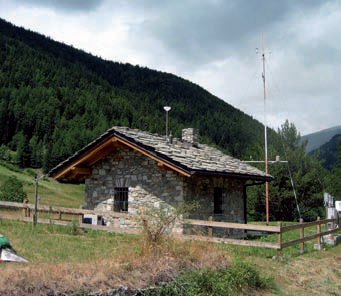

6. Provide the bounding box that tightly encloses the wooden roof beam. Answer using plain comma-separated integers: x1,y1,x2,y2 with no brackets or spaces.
53,137,116,180
71,167,92,175
115,137,191,177
53,134,192,180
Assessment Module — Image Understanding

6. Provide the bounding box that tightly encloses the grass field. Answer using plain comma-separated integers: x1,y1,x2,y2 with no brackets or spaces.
0,219,340,295
220,237,341,295
0,220,234,295
0,161,340,295
0,161,84,208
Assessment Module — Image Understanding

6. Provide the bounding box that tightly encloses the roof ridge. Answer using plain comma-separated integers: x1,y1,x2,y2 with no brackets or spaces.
48,125,272,182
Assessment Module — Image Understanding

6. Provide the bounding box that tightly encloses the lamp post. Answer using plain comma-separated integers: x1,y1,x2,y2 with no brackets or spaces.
163,106,171,137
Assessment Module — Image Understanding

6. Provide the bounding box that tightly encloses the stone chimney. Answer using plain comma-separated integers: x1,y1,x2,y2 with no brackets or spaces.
182,128,199,147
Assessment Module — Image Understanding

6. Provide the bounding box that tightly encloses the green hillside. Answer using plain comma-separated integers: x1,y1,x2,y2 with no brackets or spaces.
0,18,277,172
311,134,341,171
302,125,341,153
0,161,84,208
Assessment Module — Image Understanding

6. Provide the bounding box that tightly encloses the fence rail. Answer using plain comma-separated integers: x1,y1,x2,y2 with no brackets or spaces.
183,215,340,254
0,200,128,218
0,200,134,234
0,201,339,255
184,218,280,232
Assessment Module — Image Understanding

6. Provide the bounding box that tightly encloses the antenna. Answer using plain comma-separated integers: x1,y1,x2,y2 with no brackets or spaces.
245,36,299,223
261,33,270,225
163,106,171,137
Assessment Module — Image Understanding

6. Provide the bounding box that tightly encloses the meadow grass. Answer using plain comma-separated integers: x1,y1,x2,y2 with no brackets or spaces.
0,219,233,295
0,218,340,295
0,162,84,208
0,162,340,295
0,219,137,263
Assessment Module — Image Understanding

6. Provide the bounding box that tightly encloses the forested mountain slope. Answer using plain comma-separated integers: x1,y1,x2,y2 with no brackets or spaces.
302,125,341,153
310,134,341,171
0,18,275,171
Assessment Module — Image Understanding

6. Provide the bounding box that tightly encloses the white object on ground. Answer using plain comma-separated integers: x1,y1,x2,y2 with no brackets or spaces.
0,249,28,263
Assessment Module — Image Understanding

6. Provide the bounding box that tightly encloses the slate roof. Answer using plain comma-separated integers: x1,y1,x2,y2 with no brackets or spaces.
49,126,272,182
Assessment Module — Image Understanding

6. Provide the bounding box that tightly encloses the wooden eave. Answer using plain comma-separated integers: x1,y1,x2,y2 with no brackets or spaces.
191,169,273,183
52,134,192,181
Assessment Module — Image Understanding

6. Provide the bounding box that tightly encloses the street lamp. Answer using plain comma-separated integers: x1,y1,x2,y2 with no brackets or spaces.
163,106,171,137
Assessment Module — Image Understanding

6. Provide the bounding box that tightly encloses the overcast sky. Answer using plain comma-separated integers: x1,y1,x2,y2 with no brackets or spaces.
1,0,340,135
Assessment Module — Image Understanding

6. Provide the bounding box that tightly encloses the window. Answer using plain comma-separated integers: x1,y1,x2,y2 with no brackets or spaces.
114,187,128,212
213,188,223,215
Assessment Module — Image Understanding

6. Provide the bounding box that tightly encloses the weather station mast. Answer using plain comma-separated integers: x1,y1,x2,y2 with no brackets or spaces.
243,36,300,225
261,35,270,225
249,35,270,224
244,35,288,225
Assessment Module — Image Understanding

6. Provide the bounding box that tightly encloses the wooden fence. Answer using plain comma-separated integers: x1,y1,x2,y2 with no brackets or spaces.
0,201,339,254
182,216,340,255
0,200,139,234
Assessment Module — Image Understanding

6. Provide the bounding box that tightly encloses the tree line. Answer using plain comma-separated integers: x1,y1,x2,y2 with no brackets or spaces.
0,18,271,172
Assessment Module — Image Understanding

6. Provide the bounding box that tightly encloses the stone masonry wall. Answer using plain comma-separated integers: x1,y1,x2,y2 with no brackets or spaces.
183,176,246,237
84,146,184,229
84,145,246,236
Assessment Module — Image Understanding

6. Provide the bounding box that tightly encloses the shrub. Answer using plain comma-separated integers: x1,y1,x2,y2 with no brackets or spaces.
67,220,82,235
0,145,11,161
135,202,198,246
0,176,27,202
148,261,269,296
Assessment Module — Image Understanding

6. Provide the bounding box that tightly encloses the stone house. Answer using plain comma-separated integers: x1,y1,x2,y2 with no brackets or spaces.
49,127,271,233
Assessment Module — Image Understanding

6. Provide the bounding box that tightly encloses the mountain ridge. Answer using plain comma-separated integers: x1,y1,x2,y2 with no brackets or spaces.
0,17,276,171
302,125,341,152
310,134,341,171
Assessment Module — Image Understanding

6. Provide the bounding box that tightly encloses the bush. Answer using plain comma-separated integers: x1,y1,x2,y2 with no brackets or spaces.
0,176,27,202
147,261,269,296
0,145,11,161
135,202,198,246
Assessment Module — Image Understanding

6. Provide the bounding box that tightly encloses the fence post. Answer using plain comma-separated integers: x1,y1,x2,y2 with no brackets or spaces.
300,218,304,254
79,213,83,226
330,215,335,241
316,216,321,250
49,206,52,224
33,175,39,227
208,216,213,237
22,198,29,217
277,222,282,257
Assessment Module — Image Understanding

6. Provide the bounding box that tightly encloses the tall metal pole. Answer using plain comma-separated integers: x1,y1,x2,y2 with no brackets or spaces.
163,106,171,137
166,110,169,137
261,34,270,225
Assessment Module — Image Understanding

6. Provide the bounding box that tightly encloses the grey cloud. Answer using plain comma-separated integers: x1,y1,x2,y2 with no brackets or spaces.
1,0,338,134
130,0,326,66
15,0,104,12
